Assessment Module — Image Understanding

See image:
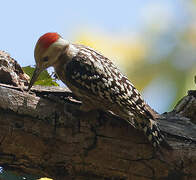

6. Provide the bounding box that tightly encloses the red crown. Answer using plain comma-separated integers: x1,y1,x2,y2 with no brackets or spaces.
38,32,60,49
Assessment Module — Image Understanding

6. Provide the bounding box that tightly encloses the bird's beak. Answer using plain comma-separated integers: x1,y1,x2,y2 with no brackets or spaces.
28,67,42,91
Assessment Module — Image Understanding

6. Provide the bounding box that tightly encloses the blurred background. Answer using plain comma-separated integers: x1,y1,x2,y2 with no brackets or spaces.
0,0,196,113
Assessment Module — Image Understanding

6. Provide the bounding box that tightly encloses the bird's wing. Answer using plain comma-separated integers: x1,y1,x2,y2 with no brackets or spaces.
65,47,154,120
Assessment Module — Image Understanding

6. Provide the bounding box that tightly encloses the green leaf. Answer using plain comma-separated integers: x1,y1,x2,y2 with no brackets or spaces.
22,66,59,87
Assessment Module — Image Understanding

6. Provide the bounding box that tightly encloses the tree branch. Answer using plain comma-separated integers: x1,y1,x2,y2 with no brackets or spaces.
0,83,196,180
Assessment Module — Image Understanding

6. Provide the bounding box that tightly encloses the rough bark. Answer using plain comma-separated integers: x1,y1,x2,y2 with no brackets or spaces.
0,83,196,180
0,51,196,180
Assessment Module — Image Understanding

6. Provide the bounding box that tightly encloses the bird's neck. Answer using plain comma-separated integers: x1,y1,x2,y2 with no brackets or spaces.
53,43,79,84
52,51,70,83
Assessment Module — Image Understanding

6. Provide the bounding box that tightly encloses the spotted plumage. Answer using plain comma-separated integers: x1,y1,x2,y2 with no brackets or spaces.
28,32,170,149
62,45,168,148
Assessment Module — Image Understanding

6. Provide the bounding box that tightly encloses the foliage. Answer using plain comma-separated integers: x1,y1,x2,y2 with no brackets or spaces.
22,66,59,87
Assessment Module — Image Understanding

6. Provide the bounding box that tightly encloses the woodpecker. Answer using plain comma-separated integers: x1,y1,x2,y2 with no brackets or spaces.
28,32,170,149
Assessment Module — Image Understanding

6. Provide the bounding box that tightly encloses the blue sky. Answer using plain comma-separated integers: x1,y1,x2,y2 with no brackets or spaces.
0,0,192,112
0,0,188,66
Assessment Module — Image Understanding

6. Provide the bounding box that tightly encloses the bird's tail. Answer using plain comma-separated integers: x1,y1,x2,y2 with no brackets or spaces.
141,119,171,149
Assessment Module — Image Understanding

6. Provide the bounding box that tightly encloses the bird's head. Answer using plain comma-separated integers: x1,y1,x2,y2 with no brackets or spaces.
28,32,69,90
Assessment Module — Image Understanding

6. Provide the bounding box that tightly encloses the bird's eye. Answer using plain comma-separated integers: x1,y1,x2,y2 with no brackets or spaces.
42,56,49,62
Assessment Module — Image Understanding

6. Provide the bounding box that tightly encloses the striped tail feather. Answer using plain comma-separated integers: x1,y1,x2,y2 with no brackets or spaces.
141,120,171,149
